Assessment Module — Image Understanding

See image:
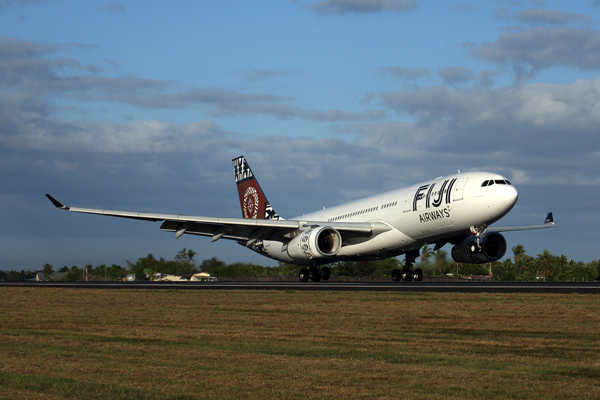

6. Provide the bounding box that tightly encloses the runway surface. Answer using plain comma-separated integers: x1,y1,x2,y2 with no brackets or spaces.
2,281,600,293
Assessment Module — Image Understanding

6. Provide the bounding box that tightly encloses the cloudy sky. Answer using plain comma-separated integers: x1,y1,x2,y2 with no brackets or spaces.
1,0,599,271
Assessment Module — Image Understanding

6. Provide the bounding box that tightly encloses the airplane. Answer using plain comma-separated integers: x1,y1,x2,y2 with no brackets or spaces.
46,156,556,282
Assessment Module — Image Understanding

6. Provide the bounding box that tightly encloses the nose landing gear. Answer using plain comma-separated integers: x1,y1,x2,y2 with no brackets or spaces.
469,225,487,253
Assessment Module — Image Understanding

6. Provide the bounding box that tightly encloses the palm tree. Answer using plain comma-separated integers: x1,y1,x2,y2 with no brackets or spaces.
420,244,434,268
187,249,197,266
434,250,448,276
512,244,526,263
42,263,54,281
556,255,569,272
536,250,555,281
498,258,517,281
516,254,533,277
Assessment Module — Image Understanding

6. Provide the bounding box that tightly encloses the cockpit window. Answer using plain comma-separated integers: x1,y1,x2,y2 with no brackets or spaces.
483,179,513,187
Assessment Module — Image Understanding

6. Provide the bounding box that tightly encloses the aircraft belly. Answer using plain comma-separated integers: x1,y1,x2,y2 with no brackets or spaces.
337,229,415,257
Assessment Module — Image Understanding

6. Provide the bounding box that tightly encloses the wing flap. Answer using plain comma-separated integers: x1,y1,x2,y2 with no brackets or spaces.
159,220,298,242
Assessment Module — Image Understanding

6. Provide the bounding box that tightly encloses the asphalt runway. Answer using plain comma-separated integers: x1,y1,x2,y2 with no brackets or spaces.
2,281,600,293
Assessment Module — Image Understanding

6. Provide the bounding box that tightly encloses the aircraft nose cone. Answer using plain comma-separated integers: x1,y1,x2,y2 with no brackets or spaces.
488,183,518,220
503,185,518,208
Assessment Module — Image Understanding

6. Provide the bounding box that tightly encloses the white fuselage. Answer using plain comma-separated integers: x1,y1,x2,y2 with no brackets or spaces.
255,172,518,264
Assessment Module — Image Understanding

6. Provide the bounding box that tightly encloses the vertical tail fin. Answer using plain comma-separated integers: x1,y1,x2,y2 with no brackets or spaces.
232,156,282,220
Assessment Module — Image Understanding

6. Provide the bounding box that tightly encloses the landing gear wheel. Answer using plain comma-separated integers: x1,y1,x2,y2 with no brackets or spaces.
299,268,309,282
392,269,402,282
308,266,321,282
321,267,331,281
412,268,423,282
402,249,419,282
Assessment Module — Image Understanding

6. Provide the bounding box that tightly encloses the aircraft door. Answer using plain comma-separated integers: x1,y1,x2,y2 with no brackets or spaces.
403,190,416,213
452,178,468,201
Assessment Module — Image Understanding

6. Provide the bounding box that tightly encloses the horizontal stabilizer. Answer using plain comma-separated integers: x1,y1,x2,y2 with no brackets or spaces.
490,212,556,232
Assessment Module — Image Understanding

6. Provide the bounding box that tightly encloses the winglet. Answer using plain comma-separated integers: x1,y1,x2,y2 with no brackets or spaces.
45,194,69,210
545,212,554,224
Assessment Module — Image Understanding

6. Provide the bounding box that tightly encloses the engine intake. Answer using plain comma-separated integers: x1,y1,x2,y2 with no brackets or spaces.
287,226,342,260
451,232,507,264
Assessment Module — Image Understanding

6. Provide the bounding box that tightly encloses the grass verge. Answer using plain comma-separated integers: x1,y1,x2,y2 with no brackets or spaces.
1,289,599,399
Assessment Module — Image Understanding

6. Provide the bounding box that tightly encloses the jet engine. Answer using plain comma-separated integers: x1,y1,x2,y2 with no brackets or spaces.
287,226,342,261
451,232,507,264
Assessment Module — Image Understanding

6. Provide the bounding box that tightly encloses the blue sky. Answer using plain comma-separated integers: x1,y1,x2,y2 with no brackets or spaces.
1,0,599,271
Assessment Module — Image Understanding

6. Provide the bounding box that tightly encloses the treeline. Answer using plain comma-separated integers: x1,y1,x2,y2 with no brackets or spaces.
385,244,599,281
199,257,402,279
126,248,198,280
200,245,600,281
490,246,599,281
1,245,599,282
0,248,199,282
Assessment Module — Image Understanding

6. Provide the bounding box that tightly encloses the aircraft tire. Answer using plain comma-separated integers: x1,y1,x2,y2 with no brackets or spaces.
391,269,402,281
412,268,423,282
299,268,309,282
401,268,413,282
321,267,331,281
308,266,321,282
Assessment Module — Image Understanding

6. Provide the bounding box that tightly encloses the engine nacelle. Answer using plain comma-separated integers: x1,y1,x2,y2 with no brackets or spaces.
287,226,342,261
451,232,507,264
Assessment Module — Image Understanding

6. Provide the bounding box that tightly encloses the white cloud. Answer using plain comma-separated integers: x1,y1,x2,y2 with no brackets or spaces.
102,3,125,14
381,76,600,133
438,66,475,86
371,77,600,185
243,69,287,81
471,26,600,82
0,119,234,154
0,37,386,125
105,89,386,121
0,0,49,8
308,0,418,15
513,9,592,27
514,78,600,130
381,66,430,82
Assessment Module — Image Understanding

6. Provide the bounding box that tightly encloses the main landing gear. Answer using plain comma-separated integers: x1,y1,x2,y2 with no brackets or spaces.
299,266,330,282
392,249,423,282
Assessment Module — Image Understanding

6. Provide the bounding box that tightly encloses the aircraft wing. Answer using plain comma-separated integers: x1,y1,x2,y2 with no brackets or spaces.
46,194,388,245
488,212,556,232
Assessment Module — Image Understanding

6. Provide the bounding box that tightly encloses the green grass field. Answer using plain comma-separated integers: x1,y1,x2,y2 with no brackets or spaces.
1,288,599,399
